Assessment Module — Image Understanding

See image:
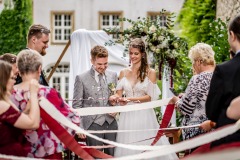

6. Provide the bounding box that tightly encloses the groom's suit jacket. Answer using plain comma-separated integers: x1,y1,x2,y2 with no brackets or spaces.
73,67,118,130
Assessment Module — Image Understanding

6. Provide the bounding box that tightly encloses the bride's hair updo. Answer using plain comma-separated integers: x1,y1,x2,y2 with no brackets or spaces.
129,38,149,82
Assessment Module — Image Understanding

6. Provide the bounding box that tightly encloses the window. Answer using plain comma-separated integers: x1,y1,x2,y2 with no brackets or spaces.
147,12,168,27
99,11,123,39
51,11,74,44
45,63,70,100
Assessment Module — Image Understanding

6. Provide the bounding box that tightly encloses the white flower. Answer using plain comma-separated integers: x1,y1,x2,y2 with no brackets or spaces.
158,36,164,41
128,25,133,30
143,27,148,33
173,42,179,48
153,33,157,40
220,25,224,30
162,39,168,48
149,25,157,33
150,46,156,52
158,44,164,49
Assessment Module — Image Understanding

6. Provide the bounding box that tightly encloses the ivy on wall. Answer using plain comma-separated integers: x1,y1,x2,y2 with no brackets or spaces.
178,0,217,47
177,0,230,64
206,18,230,63
0,0,32,54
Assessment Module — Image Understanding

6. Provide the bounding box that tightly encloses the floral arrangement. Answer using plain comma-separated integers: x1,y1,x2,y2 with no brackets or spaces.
108,82,116,96
104,10,188,82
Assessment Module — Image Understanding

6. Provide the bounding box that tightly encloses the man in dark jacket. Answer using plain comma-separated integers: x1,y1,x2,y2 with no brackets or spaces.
206,14,240,148
16,24,50,86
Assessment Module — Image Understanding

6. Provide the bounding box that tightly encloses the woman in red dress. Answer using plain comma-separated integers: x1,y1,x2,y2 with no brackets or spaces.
0,60,40,156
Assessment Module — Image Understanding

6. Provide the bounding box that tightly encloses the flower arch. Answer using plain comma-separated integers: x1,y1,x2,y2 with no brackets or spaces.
104,10,189,87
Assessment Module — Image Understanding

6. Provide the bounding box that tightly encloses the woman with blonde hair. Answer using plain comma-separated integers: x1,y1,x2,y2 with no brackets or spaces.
11,49,80,158
170,42,216,153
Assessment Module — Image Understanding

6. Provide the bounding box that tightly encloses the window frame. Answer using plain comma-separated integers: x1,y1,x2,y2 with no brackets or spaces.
45,63,70,100
98,11,123,39
51,11,74,45
147,11,169,27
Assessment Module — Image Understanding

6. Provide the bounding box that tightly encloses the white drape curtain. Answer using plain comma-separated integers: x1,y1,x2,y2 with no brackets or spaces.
162,65,176,125
69,29,129,105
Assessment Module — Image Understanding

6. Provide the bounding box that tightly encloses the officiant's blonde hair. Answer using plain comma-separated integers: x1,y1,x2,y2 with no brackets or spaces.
90,45,108,60
188,43,215,66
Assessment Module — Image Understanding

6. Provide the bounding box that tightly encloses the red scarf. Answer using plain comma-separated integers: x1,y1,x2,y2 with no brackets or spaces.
40,108,112,159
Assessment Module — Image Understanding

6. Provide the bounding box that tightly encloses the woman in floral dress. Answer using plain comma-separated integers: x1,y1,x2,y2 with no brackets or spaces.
11,49,80,159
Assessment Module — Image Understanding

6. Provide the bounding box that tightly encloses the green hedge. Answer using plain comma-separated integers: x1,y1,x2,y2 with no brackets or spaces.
0,0,32,54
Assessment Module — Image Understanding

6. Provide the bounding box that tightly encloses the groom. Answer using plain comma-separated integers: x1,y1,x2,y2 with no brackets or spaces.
73,45,118,156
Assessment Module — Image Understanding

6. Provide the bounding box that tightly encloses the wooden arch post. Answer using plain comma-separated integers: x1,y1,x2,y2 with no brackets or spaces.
47,40,71,82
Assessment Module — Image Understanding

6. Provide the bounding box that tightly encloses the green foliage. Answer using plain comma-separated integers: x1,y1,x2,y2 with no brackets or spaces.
178,0,216,47
177,0,230,87
155,80,162,122
0,0,32,54
105,10,189,66
173,55,192,93
206,18,230,63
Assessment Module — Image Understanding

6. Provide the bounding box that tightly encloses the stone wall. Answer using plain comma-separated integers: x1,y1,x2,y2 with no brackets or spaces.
217,0,240,21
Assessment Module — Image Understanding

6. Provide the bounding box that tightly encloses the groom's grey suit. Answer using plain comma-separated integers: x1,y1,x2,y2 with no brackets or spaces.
73,66,118,156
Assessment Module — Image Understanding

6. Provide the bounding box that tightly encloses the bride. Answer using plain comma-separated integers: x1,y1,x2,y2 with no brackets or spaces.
109,38,178,159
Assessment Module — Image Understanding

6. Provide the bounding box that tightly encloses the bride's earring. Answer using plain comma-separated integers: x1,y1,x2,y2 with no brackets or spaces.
129,59,131,66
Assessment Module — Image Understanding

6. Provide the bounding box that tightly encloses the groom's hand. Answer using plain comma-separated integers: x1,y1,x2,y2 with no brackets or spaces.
108,112,118,117
109,95,118,106
77,133,87,139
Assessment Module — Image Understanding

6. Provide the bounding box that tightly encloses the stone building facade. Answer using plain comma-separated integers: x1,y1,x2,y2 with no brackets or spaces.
217,0,240,20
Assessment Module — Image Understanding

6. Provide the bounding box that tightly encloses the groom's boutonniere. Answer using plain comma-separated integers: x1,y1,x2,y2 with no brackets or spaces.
108,83,116,95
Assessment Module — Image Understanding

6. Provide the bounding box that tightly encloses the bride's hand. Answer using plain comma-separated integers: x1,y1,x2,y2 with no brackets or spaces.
118,97,128,106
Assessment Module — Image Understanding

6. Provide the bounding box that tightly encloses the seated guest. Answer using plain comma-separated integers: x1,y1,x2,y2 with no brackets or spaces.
170,43,215,153
0,60,40,156
11,49,80,158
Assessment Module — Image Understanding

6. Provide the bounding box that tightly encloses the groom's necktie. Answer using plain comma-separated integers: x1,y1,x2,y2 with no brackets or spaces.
98,73,105,87
94,73,106,126
98,73,105,106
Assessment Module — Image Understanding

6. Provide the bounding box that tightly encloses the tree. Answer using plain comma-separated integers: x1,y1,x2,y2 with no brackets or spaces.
178,0,229,63
178,0,216,47
0,0,32,54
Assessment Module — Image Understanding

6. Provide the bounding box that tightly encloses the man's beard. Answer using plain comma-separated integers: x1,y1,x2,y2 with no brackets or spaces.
40,48,47,56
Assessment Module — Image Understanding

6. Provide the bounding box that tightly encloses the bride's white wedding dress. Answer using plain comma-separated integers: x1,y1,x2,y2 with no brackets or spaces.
114,76,178,159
